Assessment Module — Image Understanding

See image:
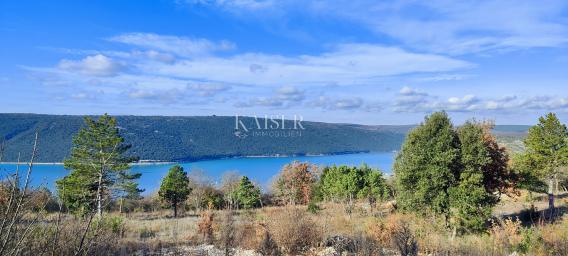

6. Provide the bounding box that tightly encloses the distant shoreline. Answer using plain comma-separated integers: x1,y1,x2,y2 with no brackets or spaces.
0,151,396,165
0,161,177,166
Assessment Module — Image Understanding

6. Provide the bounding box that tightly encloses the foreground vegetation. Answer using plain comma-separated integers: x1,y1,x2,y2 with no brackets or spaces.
0,112,566,255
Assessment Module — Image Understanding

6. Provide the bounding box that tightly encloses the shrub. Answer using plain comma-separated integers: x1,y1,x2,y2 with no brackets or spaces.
307,201,322,214
490,218,522,253
217,210,237,255
266,207,321,254
368,214,417,256
257,225,280,256
139,226,157,241
197,207,215,244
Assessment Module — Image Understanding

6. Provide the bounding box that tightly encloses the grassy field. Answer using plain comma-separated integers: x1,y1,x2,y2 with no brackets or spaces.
80,190,567,255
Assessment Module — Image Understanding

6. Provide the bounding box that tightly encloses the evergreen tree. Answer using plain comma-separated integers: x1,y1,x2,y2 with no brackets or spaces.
232,176,261,209
358,165,391,204
318,164,389,204
450,121,494,233
394,111,461,224
115,171,144,213
516,113,568,218
159,165,191,217
56,114,138,216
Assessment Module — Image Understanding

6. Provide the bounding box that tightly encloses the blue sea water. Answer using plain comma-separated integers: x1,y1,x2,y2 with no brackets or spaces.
0,152,395,194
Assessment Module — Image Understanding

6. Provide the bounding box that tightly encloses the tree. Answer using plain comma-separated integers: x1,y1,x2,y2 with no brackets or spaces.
220,171,241,209
479,121,517,198
187,169,214,212
358,165,391,207
396,114,516,233
115,171,144,213
318,164,389,202
273,161,317,205
450,121,495,233
159,165,191,217
394,111,461,224
516,113,568,219
57,114,138,216
232,176,261,209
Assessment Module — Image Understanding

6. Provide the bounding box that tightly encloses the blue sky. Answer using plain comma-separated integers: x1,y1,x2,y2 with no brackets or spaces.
1,0,567,125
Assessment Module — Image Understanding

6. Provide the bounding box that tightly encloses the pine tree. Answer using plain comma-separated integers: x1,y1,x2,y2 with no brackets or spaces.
517,113,568,219
394,111,461,224
159,165,191,217
233,176,261,209
116,171,144,213
56,114,138,216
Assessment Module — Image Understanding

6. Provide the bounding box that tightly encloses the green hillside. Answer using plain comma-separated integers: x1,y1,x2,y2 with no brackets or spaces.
0,114,530,162
0,114,407,162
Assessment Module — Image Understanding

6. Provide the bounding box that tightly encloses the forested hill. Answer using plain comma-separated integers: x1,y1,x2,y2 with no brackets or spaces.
0,114,406,162
0,114,530,163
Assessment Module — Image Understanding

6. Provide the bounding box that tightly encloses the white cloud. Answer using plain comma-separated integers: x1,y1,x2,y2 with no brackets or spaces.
70,92,97,100
309,95,381,112
58,54,125,76
151,43,471,86
235,96,285,108
276,86,305,101
200,0,568,55
394,86,568,113
448,95,477,105
108,33,235,57
127,87,191,104
188,83,231,96
356,1,568,54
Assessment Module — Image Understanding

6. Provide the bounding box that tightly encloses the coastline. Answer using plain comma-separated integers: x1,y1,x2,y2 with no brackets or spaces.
0,150,395,165
0,161,177,166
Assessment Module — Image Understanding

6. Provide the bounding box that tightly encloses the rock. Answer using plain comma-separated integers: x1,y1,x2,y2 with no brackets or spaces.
324,235,357,254
317,247,340,256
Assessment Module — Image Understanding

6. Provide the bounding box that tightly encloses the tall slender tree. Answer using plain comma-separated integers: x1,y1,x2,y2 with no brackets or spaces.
57,114,138,216
159,165,191,217
516,113,567,219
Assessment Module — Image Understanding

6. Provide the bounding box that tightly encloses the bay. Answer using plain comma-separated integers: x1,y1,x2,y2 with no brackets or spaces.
0,152,395,194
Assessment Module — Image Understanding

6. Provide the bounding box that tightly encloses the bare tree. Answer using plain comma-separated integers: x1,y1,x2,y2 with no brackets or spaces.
0,132,39,255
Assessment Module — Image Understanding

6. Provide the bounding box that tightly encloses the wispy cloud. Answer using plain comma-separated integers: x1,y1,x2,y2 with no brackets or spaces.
108,33,236,57
191,0,568,55
188,83,231,96
394,86,568,113
151,43,472,86
27,34,471,110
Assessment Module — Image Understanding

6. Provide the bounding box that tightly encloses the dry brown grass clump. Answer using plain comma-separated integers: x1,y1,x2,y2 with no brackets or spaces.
264,206,321,254
367,213,417,256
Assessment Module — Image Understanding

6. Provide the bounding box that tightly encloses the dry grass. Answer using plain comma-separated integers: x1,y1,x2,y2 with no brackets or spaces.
30,195,561,255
